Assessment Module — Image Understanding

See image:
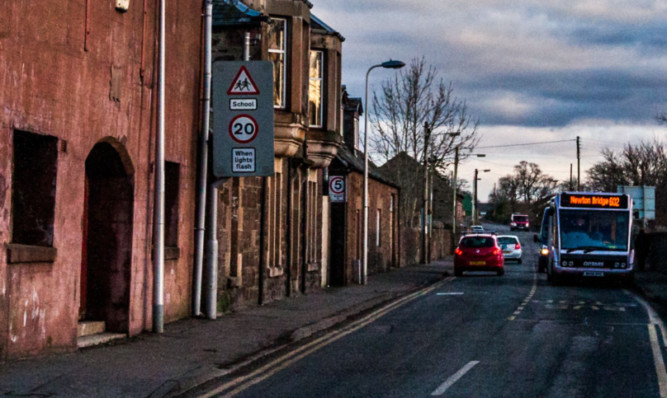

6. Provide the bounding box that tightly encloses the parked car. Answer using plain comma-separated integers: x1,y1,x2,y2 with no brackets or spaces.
470,225,485,233
497,235,522,264
454,234,504,276
510,214,530,231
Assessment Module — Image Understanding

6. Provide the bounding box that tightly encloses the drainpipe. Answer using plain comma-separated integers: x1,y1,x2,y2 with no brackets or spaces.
204,178,220,319
153,0,166,333
193,0,212,318
300,167,308,293
286,160,293,296
258,177,266,305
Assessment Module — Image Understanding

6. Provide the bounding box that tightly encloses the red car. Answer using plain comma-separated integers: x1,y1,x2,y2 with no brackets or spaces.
454,234,505,276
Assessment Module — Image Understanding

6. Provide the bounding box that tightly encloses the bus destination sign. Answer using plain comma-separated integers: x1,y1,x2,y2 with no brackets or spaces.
561,193,629,209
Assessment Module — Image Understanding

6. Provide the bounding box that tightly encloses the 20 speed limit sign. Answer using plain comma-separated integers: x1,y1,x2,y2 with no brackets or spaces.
212,61,274,177
228,114,258,144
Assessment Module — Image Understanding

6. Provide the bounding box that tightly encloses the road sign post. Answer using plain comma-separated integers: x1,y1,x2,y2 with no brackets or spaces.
212,61,274,177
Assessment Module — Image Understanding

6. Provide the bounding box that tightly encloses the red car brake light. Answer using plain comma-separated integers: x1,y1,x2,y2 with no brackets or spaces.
455,248,463,256
492,247,501,256
515,243,521,250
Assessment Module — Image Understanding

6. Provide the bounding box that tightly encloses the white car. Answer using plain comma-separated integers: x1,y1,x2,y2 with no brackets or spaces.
497,235,522,264
470,225,485,233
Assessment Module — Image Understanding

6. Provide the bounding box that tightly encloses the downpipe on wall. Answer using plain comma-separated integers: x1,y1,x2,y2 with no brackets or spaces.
153,0,166,333
193,0,213,318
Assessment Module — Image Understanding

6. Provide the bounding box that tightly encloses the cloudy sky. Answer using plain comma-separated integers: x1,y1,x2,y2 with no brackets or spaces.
311,0,667,199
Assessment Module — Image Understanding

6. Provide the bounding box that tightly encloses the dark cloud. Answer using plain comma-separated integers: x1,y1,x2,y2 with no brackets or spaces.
567,22,667,49
464,69,667,127
311,0,667,166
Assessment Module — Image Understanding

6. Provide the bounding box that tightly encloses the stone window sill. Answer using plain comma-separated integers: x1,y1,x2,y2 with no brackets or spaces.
165,246,180,261
307,262,319,272
269,265,284,278
6,243,57,264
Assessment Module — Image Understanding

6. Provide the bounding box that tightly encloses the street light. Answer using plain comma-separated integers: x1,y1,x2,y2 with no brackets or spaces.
363,59,405,284
449,134,461,251
421,122,432,264
473,167,491,225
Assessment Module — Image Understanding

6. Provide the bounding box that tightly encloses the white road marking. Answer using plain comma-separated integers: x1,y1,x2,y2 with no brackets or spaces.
431,361,480,396
649,325,667,398
627,290,667,346
197,277,456,398
627,290,667,398
508,269,537,321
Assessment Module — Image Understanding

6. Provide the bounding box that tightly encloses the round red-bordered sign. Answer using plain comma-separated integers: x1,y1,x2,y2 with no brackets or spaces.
229,114,259,144
329,176,345,194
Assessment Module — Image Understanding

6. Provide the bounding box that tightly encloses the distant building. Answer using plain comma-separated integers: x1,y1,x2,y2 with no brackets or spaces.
326,90,400,285
380,152,458,263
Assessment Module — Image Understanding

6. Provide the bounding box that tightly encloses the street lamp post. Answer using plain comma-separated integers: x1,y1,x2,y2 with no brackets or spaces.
421,122,431,264
363,59,405,284
451,145,459,249
473,168,491,225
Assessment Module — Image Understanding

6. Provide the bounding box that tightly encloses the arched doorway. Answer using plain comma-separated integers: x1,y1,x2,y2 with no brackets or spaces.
80,141,134,333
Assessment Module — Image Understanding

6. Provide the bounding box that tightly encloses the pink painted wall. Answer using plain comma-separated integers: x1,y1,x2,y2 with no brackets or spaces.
0,1,201,359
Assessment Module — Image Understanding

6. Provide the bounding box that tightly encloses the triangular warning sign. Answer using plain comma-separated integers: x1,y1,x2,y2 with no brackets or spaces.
227,66,260,95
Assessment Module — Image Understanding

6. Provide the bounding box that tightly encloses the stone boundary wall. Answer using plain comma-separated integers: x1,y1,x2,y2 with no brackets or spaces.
400,226,452,267
647,232,667,273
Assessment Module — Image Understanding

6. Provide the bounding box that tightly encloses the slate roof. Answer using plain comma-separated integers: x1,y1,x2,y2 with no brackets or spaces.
336,146,398,188
213,0,267,27
311,14,345,41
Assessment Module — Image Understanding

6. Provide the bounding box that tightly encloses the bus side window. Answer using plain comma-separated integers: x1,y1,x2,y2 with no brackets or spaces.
539,207,553,243
552,212,558,248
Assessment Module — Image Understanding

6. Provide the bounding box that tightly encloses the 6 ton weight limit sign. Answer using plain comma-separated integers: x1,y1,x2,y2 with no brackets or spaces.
212,61,274,177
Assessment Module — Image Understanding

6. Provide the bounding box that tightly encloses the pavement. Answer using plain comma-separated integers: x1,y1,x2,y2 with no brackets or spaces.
0,260,454,398
0,259,665,398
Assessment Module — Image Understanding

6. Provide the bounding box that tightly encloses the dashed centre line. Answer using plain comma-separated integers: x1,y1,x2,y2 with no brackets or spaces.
508,270,537,321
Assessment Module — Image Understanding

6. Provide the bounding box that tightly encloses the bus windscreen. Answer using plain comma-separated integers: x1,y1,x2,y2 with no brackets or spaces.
559,210,630,251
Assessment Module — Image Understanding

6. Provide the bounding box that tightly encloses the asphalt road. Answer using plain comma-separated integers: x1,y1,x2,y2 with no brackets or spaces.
194,224,667,398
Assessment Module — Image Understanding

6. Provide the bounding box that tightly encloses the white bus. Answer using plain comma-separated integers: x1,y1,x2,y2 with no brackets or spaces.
534,192,634,283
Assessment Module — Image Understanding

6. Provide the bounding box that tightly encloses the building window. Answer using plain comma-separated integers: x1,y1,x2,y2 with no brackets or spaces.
164,161,180,248
309,50,323,127
356,209,361,259
306,172,319,269
389,194,395,252
376,209,382,247
268,18,287,108
12,130,58,247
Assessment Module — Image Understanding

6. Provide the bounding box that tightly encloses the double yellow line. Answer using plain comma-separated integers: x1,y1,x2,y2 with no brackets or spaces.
198,278,453,398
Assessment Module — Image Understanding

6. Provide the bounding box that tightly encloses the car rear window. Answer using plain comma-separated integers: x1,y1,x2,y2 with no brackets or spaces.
513,215,528,222
460,237,495,248
498,237,518,245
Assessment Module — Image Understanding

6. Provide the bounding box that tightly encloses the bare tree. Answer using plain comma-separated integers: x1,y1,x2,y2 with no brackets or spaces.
370,57,479,170
371,57,479,228
487,161,558,222
586,139,667,191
